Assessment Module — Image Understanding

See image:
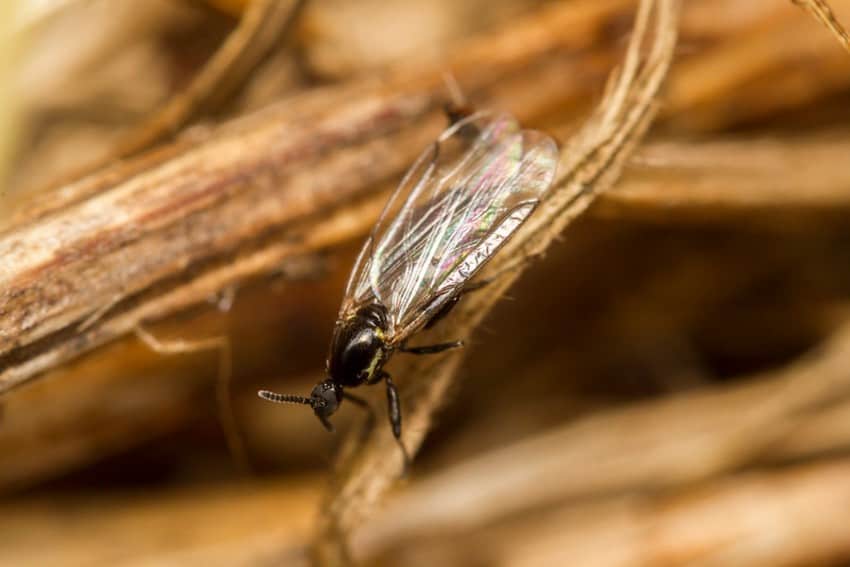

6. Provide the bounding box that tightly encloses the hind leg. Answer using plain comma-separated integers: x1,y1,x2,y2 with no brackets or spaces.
382,373,411,474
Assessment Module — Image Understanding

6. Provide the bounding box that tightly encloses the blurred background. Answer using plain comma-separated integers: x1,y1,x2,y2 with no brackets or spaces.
2,0,850,565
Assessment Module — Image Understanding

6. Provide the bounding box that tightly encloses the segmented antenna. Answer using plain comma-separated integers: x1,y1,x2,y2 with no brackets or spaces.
258,390,314,407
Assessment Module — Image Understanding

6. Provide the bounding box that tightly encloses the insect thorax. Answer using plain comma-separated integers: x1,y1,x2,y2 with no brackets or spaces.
328,303,390,387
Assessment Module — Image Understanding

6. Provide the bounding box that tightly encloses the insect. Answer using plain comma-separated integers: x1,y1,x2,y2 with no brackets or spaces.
258,106,558,464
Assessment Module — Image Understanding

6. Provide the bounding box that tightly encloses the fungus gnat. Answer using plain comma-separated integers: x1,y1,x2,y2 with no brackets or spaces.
259,107,558,464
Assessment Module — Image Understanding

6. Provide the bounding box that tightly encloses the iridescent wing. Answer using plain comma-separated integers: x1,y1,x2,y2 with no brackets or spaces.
339,111,558,343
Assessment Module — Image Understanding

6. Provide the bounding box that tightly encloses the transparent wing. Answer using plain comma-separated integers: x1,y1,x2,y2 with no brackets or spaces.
340,111,558,340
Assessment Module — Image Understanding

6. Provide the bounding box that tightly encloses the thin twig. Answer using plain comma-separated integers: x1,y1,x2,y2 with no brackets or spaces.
133,325,249,472
312,0,681,563
792,0,850,53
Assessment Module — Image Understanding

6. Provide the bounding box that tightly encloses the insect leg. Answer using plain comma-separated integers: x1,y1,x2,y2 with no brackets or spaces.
400,341,464,355
384,374,411,472
133,325,250,472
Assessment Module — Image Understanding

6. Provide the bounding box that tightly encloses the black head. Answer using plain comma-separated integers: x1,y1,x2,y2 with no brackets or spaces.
258,380,341,432
258,304,389,434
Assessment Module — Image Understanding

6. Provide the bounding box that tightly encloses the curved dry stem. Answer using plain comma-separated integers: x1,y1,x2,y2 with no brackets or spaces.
65,0,304,184
312,0,681,564
117,0,305,154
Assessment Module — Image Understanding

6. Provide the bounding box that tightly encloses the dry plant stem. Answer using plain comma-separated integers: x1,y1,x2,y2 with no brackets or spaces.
364,461,850,566
605,134,850,219
13,0,850,227
0,89,436,395
4,463,850,566
0,477,321,567
2,0,621,227
312,0,680,564
3,0,848,489
3,125,847,393
70,0,304,184
0,0,665,396
0,0,850,500
356,321,850,554
662,2,850,131
793,0,850,53
497,461,850,567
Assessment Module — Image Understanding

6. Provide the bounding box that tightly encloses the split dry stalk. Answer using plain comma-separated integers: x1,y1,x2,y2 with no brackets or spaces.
312,0,681,564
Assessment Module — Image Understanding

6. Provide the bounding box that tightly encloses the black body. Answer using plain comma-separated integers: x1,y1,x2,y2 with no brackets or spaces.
258,300,462,467
328,304,390,387
256,104,486,467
